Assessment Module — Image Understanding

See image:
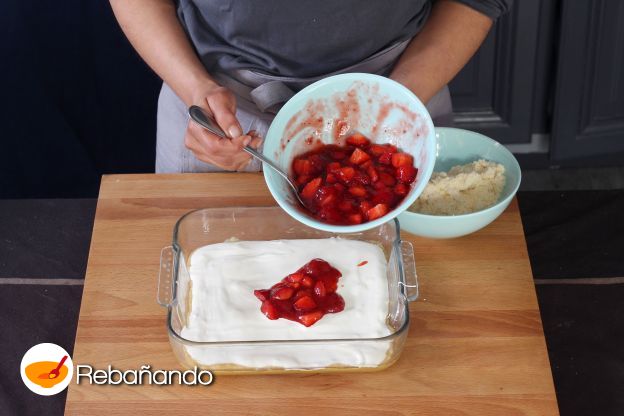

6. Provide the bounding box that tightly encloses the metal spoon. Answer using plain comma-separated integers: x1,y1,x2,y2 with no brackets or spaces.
188,105,308,209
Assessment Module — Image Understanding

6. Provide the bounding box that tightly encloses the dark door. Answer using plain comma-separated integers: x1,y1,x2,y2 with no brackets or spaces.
449,0,551,145
550,0,624,163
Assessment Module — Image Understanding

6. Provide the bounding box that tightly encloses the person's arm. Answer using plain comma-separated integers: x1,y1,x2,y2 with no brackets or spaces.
390,0,494,104
110,0,259,171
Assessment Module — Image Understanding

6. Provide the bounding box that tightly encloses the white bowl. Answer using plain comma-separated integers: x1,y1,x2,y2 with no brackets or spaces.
263,73,437,232
398,127,522,239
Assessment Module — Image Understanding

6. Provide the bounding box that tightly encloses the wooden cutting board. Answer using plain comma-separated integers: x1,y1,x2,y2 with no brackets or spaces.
65,173,559,415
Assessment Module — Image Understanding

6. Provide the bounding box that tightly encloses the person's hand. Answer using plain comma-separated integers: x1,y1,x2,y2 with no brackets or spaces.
184,82,262,171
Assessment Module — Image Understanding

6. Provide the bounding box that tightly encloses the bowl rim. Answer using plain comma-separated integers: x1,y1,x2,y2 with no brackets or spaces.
399,127,522,219
262,72,436,233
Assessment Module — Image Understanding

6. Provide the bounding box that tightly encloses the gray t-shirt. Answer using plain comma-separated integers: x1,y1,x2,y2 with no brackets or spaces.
177,0,511,78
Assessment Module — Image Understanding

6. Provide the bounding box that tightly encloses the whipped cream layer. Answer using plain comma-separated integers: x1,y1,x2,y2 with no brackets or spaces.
180,238,393,369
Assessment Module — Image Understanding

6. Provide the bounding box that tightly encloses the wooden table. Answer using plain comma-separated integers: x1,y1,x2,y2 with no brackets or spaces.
66,173,559,415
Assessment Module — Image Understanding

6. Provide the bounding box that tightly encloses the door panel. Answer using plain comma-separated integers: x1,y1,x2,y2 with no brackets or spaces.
551,0,624,162
449,0,544,144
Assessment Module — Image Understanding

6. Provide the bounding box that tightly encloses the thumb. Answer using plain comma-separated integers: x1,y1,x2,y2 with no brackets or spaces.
209,98,243,139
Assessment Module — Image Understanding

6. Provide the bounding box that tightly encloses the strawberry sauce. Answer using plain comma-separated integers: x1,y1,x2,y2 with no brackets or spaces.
254,259,345,327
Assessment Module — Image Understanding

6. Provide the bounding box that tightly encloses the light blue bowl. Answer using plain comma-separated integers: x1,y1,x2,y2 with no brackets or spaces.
398,127,522,239
263,73,437,233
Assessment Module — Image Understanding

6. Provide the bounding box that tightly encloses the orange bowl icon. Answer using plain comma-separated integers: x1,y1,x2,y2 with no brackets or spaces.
25,361,69,388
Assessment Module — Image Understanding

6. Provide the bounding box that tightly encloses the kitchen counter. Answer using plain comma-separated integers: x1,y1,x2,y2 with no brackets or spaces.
65,173,559,415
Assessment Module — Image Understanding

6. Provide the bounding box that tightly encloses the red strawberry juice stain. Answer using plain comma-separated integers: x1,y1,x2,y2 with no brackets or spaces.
282,100,326,150
282,80,426,151
332,87,361,141
253,259,345,327
371,102,419,137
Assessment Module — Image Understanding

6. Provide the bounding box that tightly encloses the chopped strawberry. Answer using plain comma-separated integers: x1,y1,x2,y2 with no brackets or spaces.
260,300,279,320
317,186,338,206
324,293,345,313
290,133,414,226
301,275,314,288
369,144,388,156
349,148,371,165
304,259,331,274
348,186,367,197
313,280,326,298
320,275,338,293
360,160,373,169
379,172,396,186
394,183,409,196
321,268,341,281
307,154,325,171
373,180,388,190
300,177,322,199
327,162,341,173
366,203,389,221
254,289,269,301
359,201,373,215
271,286,294,300
378,152,392,165
338,200,354,212
318,206,342,223
367,165,379,182
296,175,311,186
377,164,393,174
293,295,317,311
396,165,417,184
286,272,304,283
346,133,369,146
254,259,344,326
337,166,355,182
347,213,363,224
298,311,323,327
372,189,395,206
353,171,371,185
391,153,414,168
293,158,313,176
294,289,313,301
330,150,347,160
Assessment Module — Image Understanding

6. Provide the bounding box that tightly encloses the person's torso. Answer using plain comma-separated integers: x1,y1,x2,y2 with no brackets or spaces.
178,0,431,77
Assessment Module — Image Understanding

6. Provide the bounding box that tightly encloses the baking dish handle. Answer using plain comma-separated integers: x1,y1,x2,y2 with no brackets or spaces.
157,246,175,307
400,240,419,302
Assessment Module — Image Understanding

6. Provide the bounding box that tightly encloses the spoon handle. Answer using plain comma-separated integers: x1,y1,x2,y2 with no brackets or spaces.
242,146,292,183
55,355,68,371
188,105,228,138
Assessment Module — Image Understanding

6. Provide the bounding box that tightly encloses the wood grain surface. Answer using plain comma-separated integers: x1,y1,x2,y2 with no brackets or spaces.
65,173,559,415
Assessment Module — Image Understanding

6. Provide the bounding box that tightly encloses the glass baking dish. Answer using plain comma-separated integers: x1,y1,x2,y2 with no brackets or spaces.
157,207,418,374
